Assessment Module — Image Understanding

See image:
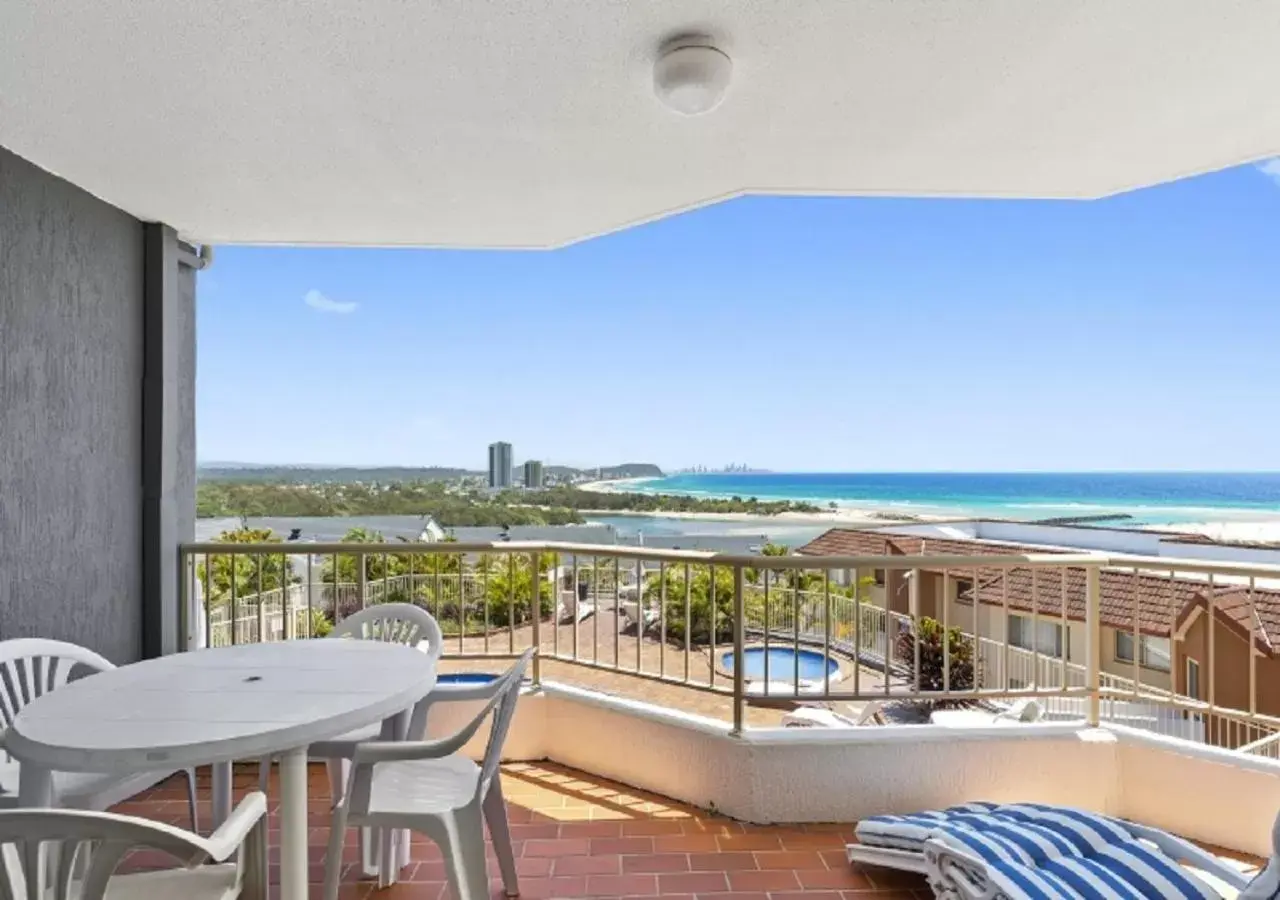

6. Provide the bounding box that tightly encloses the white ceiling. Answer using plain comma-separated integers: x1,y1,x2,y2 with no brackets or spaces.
3,1,1279,248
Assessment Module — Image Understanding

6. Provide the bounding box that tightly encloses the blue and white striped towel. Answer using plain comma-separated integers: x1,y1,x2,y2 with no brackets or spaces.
932,818,1220,899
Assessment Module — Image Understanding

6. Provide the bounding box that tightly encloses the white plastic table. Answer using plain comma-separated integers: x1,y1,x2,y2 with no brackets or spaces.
6,640,437,900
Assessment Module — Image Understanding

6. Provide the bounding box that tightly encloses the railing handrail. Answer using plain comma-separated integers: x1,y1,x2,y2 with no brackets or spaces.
1099,554,1280,581
1239,730,1280,754
180,540,1280,751
181,540,1106,569
181,539,1280,580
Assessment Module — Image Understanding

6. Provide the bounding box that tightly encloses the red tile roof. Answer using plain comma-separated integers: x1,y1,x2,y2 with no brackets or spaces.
795,528,1280,652
795,530,1055,559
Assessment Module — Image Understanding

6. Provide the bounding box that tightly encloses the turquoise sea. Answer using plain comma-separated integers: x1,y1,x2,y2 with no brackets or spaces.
623,472,1280,526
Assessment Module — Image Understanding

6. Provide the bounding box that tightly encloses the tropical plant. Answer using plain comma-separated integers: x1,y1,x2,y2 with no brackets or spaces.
299,608,333,638
197,527,294,604
643,564,761,646
482,551,557,627
895,616,978,703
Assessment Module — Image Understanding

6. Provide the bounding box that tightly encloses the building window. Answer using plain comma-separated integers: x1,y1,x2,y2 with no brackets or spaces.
1142,636,1171,672
953,577,973,598
1186,658,1201,700
1008,615,1065,657
1114,632,1171,672
873,569,885,586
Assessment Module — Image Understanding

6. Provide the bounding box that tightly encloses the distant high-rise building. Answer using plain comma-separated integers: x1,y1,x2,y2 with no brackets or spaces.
523,460,544,489
488,441,513,489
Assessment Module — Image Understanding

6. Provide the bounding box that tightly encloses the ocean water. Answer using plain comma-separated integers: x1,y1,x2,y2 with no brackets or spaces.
626,472,1280,526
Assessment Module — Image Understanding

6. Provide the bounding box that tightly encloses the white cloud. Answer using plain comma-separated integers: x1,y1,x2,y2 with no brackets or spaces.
1257,158,1280,187
304,289,357,314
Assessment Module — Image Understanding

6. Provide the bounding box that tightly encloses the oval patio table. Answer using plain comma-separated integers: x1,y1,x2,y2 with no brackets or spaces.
6,640,437,900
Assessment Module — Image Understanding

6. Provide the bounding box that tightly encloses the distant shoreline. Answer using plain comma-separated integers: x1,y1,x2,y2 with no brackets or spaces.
578,478,938,527
578,507,927,526
579,474,1280,543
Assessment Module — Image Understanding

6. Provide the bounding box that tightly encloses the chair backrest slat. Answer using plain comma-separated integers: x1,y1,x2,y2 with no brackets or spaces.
0,808,216,900
477,649,533,793
329,604,443,664
0,640,112,735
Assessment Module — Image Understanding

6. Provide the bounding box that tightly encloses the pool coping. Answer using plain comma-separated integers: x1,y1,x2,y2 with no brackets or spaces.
712,641,854,693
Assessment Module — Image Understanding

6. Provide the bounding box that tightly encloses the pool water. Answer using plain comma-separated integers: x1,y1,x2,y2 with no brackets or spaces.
721,647,838,681
437,672,499,684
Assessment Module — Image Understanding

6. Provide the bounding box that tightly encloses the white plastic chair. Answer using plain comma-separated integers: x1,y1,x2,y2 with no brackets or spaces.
256,603,444,792
0,639,199,830
322,648,533,900
0,791,267,900
252,603,443,877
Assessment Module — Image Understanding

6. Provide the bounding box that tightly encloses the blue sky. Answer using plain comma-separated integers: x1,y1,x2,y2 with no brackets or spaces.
198,161,1280,473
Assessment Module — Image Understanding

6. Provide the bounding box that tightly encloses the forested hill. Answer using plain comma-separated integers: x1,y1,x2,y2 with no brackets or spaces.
197,462,664,484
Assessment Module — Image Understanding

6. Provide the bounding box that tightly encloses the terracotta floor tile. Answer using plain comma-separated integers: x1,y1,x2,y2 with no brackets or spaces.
682,819,744,836
654,834,720,853
861,865,930,891
657,871,731,893
620,820,688,836
110,762,1260,900
523,837,590,857
553,855,623,876
621,853,691,874
818,849,849,868
590,837,655,856
514,875,589,898
584,873,659,896
753,850,828,870
803,823,852,833
777,832,847,850
797,867,874,890
717,833,784,852
558,821,625,839
725,869,801,891
687,852,757,871
515,857,554,878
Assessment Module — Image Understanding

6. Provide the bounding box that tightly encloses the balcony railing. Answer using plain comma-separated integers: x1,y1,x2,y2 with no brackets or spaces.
179,540,1280,753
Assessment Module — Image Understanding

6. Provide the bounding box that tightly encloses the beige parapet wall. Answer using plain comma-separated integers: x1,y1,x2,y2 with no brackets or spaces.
421,681,1280,859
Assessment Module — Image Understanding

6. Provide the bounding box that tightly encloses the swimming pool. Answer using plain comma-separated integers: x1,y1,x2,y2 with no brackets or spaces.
437,672,499,685
720,647,839,682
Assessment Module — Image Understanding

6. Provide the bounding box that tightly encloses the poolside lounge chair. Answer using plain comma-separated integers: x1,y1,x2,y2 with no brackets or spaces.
930,700,1045,729
849,801,1279,899
782,701,884,728
556,593,595,624
994,699,1045,723
618,600,658,631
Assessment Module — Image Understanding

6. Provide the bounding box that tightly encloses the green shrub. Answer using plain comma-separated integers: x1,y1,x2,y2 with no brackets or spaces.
299,608,333,638
644,565,761,647
895,616,978,697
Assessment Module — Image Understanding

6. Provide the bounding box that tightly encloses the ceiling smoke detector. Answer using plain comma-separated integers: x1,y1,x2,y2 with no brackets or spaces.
653,36,732,116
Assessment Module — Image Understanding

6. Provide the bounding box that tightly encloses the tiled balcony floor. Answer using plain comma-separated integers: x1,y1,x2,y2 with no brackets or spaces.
115,762,929,899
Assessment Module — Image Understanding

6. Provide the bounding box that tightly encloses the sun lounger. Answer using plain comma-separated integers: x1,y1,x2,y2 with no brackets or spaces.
782,701,884,728
556,597,595,624
618,600,658,630
849,801,1279,899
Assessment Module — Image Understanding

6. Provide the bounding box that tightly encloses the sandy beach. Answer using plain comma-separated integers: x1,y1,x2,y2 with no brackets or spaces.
581,477,1280,543
1154,520,1280,544
578,506,931,527
578,478,947,528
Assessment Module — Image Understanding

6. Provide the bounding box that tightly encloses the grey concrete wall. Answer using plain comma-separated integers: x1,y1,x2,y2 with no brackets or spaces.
0,146,148,663
175,255,197,599
141,225,197,657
